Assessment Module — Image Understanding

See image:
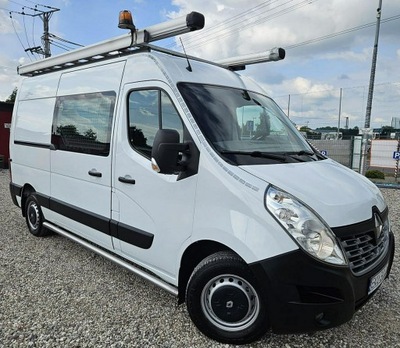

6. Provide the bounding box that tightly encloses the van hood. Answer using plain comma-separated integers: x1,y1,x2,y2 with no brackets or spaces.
240,159,386,228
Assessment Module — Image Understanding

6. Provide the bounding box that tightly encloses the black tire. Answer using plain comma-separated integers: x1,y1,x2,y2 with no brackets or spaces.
186,251,269,344
25,194,49,237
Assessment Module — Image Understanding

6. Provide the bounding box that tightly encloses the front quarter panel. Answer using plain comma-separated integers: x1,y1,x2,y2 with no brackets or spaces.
191,154,298,264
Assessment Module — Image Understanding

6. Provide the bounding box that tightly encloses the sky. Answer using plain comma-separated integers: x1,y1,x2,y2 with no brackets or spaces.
0,0,399,130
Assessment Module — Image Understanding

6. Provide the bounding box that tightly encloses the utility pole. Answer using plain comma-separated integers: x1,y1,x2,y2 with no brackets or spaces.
22,5,60,58
360,0,382,174
337,88,342,139
365,0,382,129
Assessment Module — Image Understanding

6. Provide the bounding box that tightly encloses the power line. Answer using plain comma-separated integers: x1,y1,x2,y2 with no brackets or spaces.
169,0,317,51
9,12,32,61
49,33,83,47
274,81,400,99
32,6,37,47
22,9,31,48
285,14,400,50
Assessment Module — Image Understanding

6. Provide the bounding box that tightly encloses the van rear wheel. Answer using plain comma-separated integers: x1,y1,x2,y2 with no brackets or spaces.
186,251,269,344
25,195,49,237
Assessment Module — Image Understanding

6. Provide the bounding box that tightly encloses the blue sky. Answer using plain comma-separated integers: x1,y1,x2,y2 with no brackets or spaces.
1,0,399,129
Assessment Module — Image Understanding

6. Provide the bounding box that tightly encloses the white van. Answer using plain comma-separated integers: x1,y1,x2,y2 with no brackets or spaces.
9,11,394,345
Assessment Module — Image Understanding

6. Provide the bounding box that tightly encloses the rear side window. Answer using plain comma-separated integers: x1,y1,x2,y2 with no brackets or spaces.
52,91,116,156
128,89,184,158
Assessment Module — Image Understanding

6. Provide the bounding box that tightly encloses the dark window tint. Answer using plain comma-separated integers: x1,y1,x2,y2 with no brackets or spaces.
128,89,184,158
52,91,115,156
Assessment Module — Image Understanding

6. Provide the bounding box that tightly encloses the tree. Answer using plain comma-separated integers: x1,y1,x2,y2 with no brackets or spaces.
5,87,17,103
84,128,97,141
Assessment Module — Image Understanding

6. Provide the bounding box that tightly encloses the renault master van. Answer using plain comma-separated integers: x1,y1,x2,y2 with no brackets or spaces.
9,11,395,344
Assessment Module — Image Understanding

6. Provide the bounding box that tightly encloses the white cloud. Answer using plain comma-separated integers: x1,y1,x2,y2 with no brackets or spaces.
0,10,17,34
2,0,399,128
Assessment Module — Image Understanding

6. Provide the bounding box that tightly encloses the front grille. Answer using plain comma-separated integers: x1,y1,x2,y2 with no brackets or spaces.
339,228,389,276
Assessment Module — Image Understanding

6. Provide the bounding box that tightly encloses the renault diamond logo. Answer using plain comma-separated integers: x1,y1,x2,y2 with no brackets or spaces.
374,214,383,241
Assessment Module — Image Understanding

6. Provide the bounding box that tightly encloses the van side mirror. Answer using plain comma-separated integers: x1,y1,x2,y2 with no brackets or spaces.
151,129,189,174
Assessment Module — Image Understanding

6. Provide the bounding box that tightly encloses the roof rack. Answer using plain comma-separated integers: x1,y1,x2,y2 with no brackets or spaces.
18,11,205,76
18,11,285,77
216,47,286,71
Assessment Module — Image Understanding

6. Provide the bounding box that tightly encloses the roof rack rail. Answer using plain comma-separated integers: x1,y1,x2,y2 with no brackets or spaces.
139,44,285,71
17,10,285,77
216,47,286,71
18,11,205,76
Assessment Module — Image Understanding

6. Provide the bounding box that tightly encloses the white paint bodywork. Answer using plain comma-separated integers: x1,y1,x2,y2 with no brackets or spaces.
9,50,387,287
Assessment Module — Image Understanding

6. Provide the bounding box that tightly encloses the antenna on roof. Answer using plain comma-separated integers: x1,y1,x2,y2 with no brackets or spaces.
180,38,192,72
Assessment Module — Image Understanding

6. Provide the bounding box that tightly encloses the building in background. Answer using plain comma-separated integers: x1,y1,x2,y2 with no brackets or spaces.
391,117,400,129
0,102,13,168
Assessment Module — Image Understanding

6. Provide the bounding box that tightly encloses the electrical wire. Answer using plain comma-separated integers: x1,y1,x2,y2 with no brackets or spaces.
9,12,32,61
22,8,31,48
21,0,59,11
49,33,83,47
285,14,400,50
168,0,318,51
32,6,37,47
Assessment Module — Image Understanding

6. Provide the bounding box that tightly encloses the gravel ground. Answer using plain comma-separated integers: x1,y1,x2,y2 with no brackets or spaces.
0,168,399,348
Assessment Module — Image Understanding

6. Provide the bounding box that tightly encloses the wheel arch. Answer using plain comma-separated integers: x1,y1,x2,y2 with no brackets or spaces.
178,240,238,303
21,184,36,217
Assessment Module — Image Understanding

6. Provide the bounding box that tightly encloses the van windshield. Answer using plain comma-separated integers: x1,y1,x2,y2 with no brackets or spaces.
178,83,318,165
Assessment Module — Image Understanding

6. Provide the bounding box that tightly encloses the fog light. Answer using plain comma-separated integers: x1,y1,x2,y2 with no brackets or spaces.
315,312,330,327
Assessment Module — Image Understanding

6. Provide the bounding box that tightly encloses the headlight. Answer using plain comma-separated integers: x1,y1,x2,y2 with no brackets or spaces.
265,186,346,265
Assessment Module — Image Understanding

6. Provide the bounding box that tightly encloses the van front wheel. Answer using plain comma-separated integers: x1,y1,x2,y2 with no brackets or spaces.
186,251,269,344
25,195,49,237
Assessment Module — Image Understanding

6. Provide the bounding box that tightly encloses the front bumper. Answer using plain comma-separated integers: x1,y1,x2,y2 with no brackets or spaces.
250,231,395,334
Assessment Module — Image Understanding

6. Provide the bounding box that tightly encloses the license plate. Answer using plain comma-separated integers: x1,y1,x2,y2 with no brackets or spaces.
368,264,388,295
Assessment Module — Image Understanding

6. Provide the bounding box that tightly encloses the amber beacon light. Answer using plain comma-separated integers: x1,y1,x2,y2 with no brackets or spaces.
118,10,136,31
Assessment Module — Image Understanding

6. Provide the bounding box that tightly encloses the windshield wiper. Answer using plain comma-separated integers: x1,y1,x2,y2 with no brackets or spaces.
283,150,318,161
219,150,288,162
294,150,315,156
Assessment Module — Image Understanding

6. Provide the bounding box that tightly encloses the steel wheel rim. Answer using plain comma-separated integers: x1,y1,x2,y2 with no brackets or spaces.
27,201,40,231
200,274,260,332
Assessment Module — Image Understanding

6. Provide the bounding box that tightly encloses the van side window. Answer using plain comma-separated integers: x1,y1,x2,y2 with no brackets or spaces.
128,89,184,158
52,91,116,156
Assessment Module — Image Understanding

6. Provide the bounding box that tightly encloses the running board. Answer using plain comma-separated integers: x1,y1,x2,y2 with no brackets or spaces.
43,221,179,296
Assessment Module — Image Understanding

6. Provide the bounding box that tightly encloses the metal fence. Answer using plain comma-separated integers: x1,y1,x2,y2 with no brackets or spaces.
308,137,400,181
309,139,354,168
368,139,400,178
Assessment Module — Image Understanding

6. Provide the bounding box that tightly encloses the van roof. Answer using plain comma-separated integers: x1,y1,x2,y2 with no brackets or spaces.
17,11,284,78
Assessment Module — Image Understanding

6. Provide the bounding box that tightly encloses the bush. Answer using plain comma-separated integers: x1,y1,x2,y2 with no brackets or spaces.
365,170,385,179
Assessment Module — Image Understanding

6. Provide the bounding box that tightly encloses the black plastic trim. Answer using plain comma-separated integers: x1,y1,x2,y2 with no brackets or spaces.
50,197,110,234
9,182,22,207
249,231,395,334
14,140,53,149
29,192,154,250
110,220,154,249
186,12,205,31
332,206,388,238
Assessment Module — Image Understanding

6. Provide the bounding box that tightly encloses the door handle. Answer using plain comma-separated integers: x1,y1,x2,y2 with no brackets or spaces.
88,169,102,177
118,176,136,184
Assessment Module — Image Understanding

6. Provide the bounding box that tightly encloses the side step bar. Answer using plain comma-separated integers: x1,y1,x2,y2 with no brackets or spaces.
43,221,179,296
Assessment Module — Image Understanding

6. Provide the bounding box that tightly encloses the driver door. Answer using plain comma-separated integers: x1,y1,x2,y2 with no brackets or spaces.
112,82,198,279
